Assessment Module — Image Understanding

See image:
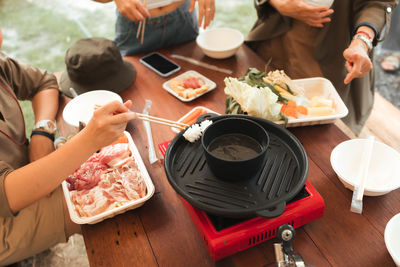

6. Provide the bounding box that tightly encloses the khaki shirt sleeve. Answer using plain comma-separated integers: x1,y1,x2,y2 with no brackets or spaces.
353,0,398,39
0,161,15,218
0,52,59,101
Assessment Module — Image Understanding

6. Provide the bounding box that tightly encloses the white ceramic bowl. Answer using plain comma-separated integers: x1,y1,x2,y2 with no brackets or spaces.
330,139,400,196
385,213,400,266
304,0,334,7
63,90,123,128
196,28,244,59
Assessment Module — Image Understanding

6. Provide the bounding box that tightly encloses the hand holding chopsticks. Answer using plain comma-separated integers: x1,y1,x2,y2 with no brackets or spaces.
136,113,189,130
113,0,150,44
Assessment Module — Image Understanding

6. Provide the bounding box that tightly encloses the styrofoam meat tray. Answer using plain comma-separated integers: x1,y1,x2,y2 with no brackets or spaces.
276,77,348,127
162,70,216,102
62,131,155,224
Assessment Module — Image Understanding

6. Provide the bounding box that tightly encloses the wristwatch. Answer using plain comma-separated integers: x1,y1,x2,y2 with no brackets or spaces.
33,119,57,134
353,34,373,53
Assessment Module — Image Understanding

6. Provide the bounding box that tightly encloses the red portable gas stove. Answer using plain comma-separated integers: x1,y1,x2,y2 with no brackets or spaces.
159,141,325,261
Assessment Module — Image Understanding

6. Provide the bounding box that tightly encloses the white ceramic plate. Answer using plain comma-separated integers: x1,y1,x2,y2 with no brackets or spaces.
330,139,400,196
162,70,216,102
274,77,348,127
63,90,123,128
62,131,155,224
171,106,220,133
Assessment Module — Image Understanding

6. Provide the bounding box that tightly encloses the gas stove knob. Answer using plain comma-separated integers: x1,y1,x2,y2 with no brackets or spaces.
278,224,295,243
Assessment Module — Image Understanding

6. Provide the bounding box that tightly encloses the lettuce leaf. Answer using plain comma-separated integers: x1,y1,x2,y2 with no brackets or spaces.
224,77,282,121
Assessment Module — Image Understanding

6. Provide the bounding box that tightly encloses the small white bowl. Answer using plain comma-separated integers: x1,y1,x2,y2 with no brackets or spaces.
196,28,244,59
385,213,400,266
63,90,122,128
330,139,400,196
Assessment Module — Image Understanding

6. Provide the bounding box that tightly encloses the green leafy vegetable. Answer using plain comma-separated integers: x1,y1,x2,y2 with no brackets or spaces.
226,96,246,115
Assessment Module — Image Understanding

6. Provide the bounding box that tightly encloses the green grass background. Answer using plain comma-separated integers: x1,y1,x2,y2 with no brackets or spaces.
0,0,256,137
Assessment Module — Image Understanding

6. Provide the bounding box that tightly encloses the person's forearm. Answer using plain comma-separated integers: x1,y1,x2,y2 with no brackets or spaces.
32,88,59,123
355,25,375,41
4,130,98,213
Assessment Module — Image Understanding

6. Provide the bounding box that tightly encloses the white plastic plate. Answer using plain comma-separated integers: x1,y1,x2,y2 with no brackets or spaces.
275,77,348,127
62,131,155,224
171,106,220,133
162,70,216,102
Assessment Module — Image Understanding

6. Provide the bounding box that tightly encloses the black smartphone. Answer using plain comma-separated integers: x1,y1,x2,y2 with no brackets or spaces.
139,52,181,77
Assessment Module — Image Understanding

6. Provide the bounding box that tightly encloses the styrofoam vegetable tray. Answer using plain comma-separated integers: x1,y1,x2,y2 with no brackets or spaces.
276,77,348,127
62,131,155,224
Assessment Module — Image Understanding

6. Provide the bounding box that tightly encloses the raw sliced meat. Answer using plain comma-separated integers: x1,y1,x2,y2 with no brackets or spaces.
67,143,147,217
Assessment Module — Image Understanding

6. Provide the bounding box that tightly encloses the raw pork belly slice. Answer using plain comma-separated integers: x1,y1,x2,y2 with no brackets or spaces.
68,143,147,217
66,143,131,190
70,187,113,218
97,143,131,167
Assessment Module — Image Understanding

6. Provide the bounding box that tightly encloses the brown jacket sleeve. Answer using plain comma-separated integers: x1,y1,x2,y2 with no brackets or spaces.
246,0,292,42
353,0,398,41
0,162,15,218
0,52,59,100
246,0,398,43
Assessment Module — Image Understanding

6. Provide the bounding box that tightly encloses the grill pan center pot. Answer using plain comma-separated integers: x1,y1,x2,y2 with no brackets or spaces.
201,117,269,181
164,114,308,219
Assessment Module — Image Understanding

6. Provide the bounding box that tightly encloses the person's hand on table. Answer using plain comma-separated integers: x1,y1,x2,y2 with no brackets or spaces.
189,0,215,29
115,0,151,21
269,0,333,28
343,40,372,84
82,100,137,150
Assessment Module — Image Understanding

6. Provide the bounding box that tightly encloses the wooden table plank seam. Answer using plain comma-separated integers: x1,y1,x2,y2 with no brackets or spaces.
302,229,334,267
138,214,161,267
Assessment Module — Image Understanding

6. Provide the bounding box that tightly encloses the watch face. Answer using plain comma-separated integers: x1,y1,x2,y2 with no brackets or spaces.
34,120,57,134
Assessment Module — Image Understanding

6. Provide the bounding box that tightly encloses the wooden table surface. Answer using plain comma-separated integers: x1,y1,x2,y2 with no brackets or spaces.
57,42,400,267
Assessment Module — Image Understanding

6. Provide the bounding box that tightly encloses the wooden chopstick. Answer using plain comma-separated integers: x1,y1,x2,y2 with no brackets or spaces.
136,0,147,44
137,21,142,39
137,113,189,129
140,19,146,44
139,117,187,129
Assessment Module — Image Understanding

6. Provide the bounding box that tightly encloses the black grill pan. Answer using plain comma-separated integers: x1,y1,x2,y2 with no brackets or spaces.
164,114,308,218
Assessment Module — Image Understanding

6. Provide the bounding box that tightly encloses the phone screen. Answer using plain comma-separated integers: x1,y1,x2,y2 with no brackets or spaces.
140,52,180,76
